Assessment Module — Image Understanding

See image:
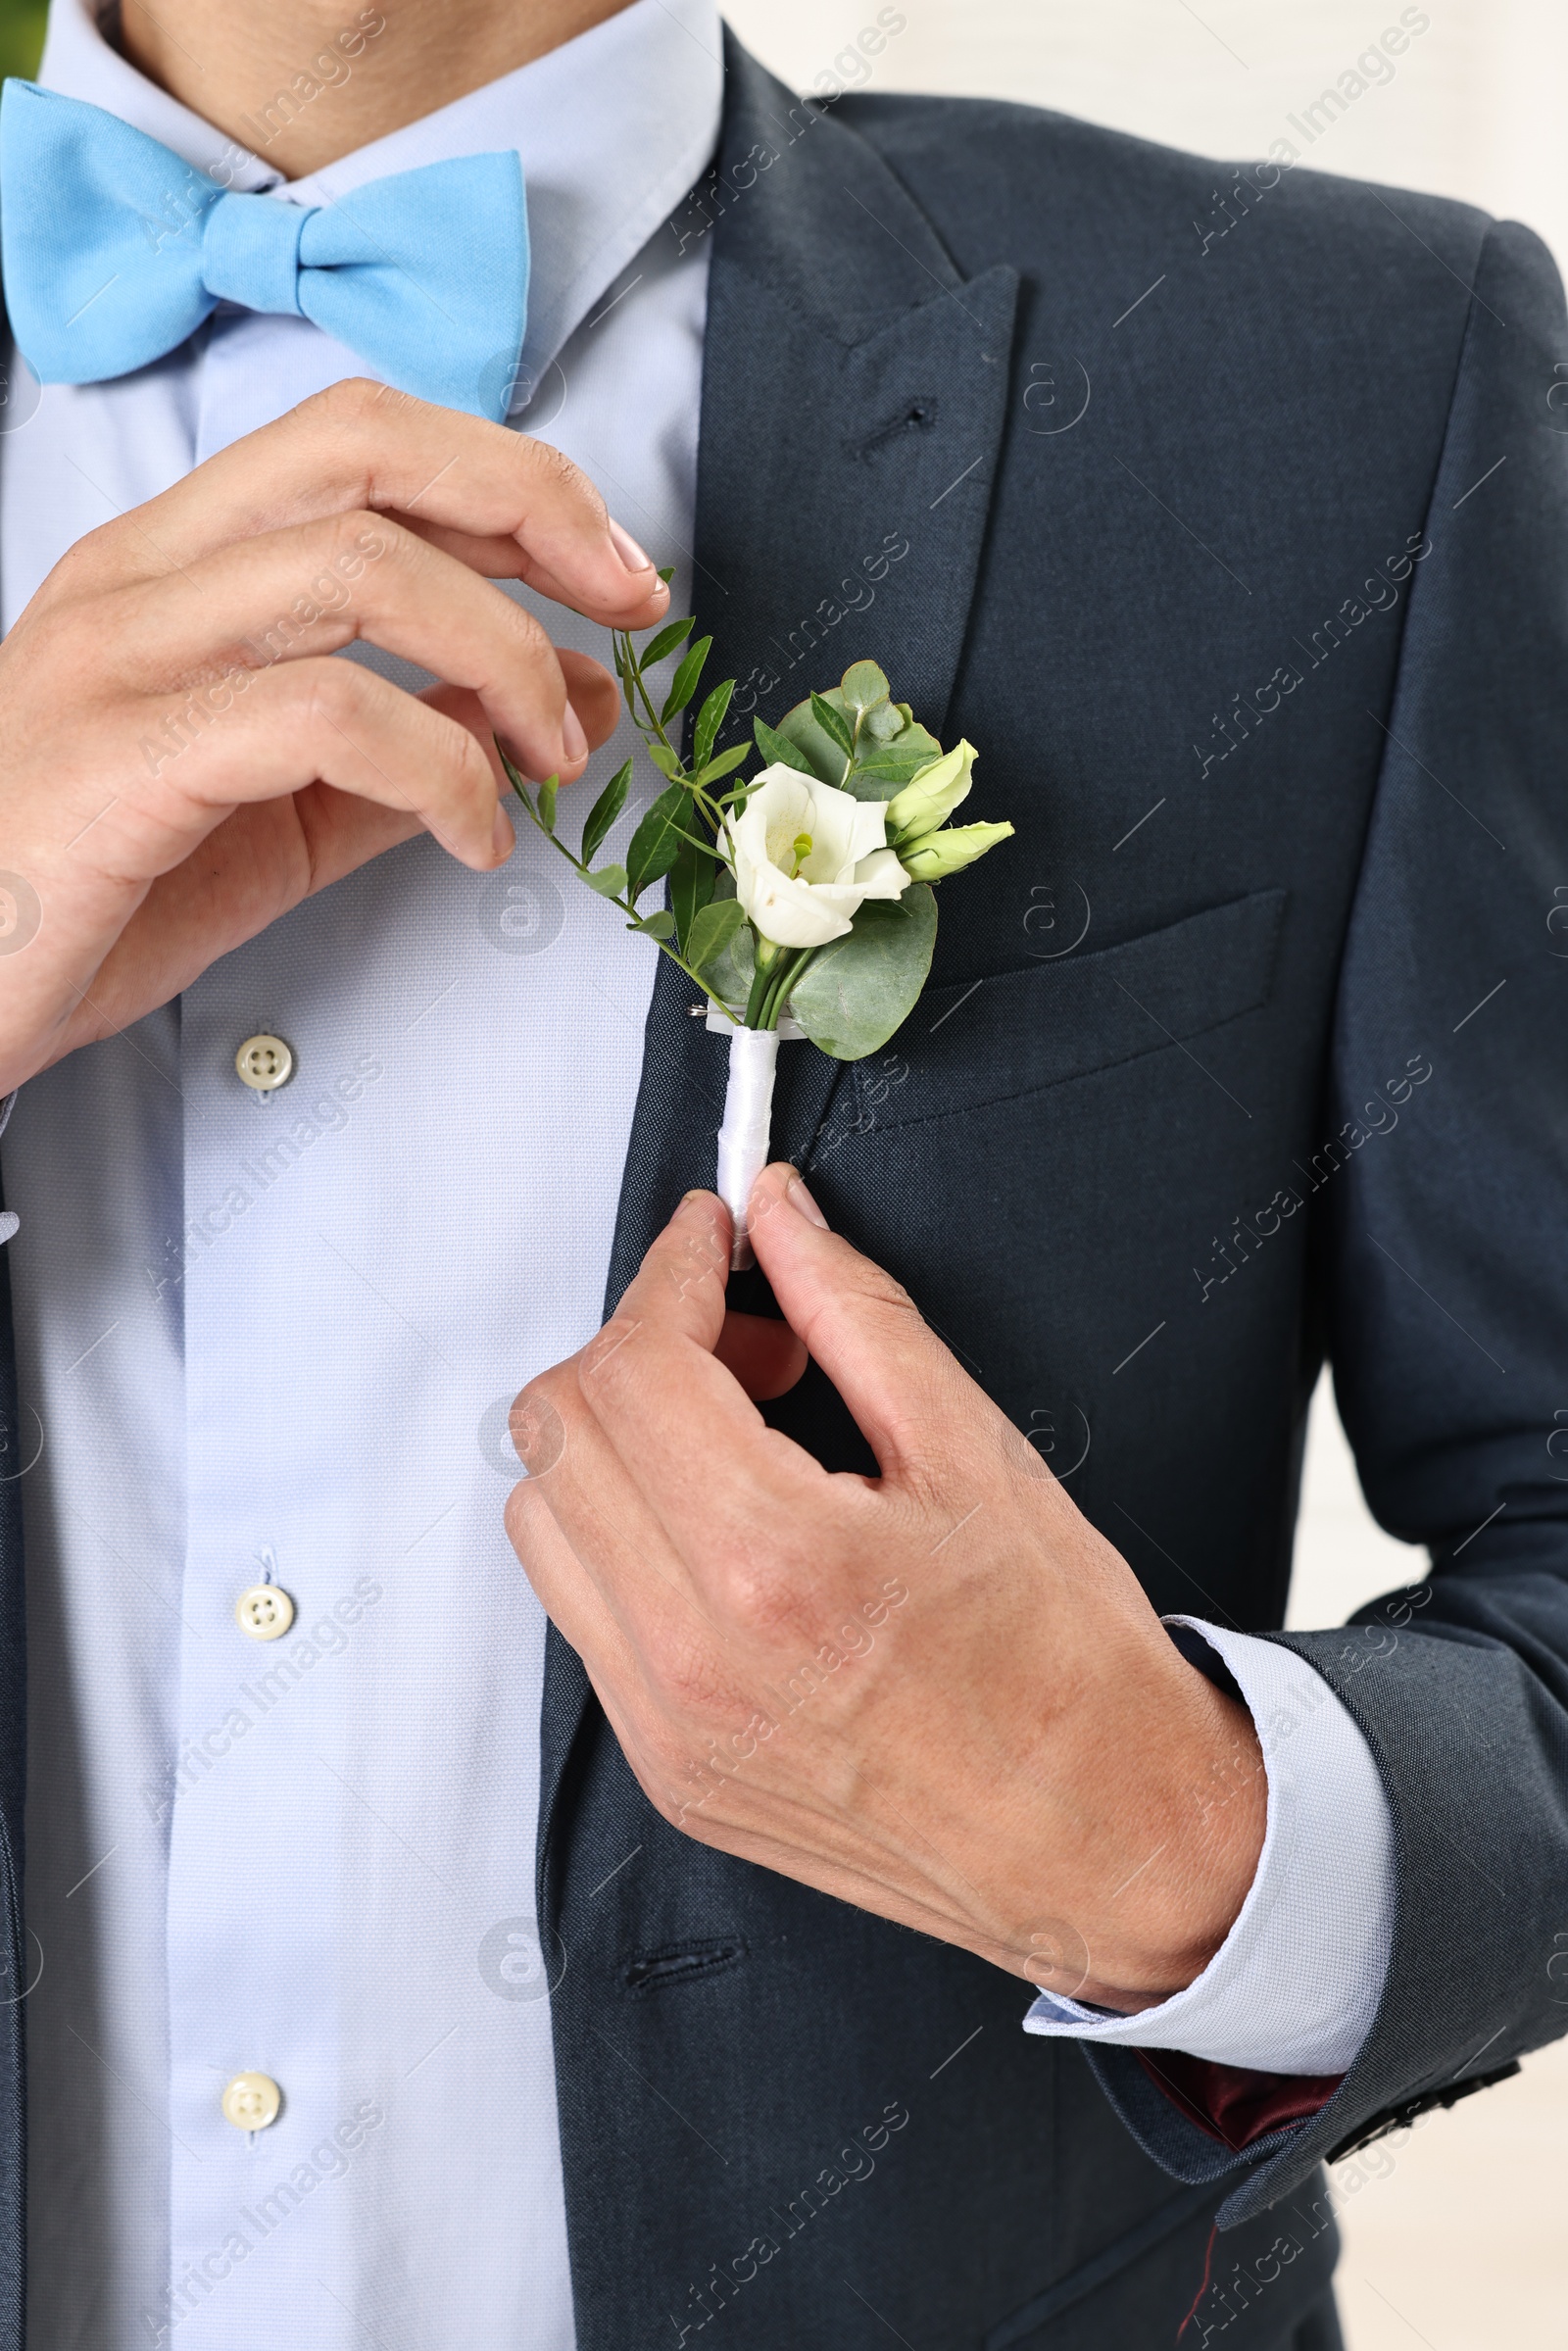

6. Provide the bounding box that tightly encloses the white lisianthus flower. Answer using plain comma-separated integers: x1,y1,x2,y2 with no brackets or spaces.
726,764,911,950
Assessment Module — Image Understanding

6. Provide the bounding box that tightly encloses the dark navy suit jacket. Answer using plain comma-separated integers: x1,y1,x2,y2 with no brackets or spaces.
3,34,1566,2351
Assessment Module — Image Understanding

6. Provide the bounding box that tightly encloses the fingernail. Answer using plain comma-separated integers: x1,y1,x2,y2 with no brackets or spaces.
491,803,514,861
608,518,654,573
562,704,588,762
786,1173,828,1230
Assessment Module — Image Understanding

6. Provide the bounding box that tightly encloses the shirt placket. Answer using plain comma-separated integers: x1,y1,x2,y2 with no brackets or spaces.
166,963,351,2343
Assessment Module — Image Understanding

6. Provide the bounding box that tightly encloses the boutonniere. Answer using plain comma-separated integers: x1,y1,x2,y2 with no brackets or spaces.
498,578,1012,1264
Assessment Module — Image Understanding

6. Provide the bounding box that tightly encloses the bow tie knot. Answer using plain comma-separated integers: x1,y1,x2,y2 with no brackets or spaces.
0,79,529,419
200,186,310,318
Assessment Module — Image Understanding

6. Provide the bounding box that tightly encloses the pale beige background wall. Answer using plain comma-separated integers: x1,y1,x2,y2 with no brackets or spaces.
719,4,1568,2344
724,0,1568,266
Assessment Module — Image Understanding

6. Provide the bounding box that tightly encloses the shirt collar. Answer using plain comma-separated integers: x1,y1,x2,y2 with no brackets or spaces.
36,0,723,378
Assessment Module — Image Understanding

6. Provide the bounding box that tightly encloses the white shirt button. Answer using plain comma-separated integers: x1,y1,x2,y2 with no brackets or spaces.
235,1034,294,1091
235,1584,295,1641
221,2072,282,2131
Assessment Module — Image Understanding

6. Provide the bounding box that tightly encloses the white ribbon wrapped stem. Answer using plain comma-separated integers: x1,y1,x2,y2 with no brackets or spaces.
716,1027,781,1271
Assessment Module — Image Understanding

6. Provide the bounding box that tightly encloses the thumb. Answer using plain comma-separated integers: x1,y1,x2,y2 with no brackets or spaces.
746,1161,986,1483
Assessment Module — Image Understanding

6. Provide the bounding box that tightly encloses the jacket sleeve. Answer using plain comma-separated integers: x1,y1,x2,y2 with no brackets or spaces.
1084,211,1568,2225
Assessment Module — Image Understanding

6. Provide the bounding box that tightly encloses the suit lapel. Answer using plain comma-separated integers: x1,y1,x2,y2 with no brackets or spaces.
538,34,1019,1907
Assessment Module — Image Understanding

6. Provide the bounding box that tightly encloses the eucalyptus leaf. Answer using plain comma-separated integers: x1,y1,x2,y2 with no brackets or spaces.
641,615,694,667
625,781,688,901
776,700,851,786
849,710,944,790
707,876,756,1009
537,774,558,833
754,716,817,777
768,686,950,800
580,759,632,865
670,834,716,952
686,896,746,974
839,660,890,717
587,863,628,898
691,677,735,771
662,634,712,724
788,885,937,1059
778,689,917,799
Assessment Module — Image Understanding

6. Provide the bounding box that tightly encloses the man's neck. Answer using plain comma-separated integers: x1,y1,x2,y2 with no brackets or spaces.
117,0,633,174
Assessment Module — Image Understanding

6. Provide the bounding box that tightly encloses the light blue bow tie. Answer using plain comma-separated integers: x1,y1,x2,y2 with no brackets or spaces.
0,80,529,420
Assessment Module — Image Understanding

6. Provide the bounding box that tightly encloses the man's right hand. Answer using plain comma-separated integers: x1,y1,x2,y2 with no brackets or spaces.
0,376,667,1095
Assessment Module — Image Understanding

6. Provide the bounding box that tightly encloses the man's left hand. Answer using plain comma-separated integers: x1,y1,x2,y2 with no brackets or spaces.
505,1167,1266,2009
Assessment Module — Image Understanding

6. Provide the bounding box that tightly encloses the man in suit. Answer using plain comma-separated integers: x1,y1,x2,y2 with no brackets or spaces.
0,0,1563,2343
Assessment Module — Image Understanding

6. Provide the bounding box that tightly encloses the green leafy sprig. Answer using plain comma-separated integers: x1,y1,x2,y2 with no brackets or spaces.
498,570,750,1022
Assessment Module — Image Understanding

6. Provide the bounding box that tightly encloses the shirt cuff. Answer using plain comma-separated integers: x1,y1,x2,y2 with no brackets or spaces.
1021,1621,1395,2074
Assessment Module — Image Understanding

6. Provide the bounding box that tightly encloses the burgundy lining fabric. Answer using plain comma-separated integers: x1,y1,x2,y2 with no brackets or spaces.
1135,2049,1343,2151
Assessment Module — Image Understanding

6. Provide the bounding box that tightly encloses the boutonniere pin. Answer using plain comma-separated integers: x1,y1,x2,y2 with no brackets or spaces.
498,580,1012,1264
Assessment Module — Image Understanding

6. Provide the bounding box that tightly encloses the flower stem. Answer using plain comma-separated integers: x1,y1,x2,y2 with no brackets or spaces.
748,943,816,1031
614,627,729,842
744,939,782,1028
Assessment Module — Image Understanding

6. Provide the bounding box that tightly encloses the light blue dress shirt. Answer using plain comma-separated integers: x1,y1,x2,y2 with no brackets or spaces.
5,3,719,2344
0,1,1395,2343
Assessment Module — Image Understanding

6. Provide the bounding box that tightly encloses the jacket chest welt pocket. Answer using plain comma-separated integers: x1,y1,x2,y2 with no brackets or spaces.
852,888,1287,1133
